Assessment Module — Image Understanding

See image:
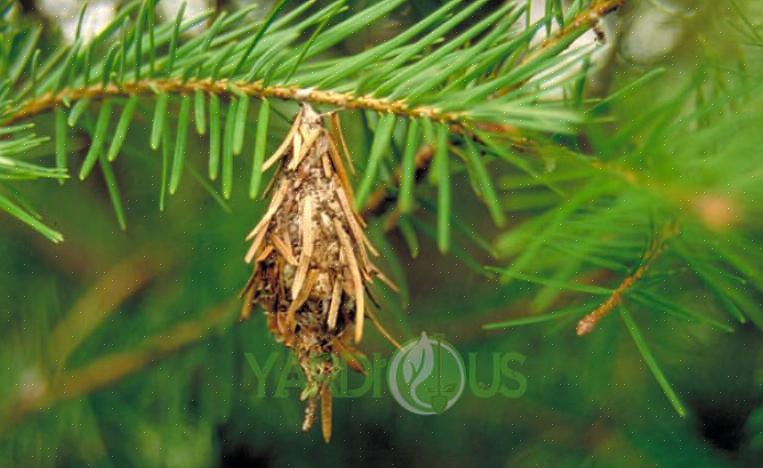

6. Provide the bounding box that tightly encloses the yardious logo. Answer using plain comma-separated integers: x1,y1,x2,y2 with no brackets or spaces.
387,332,465,415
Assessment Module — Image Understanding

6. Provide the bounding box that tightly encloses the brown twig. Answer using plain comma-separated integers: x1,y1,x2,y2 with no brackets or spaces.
529,0,625,61
5,78,461,127
576,223,678,335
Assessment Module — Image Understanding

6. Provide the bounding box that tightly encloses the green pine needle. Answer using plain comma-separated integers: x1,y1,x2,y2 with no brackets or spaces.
98,153,127,230
398,216,419,259
169,95,191,195
435,124,450,253
160,124,170,211
54,108,67,185
194,90,206,136
355,113,397,209
249,99,270,199
208,94,221,180
222,99,238,199
620,304,688,418
150,92,169,150
80,100,113,180
483,303,594,330
233,94,249,156
398,119,420,214
107,95,138,162
0,192,63,243
464,138,506,227
67,98,90,127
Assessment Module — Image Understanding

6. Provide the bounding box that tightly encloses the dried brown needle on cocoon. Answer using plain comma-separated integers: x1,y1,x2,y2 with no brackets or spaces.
241,103,395,442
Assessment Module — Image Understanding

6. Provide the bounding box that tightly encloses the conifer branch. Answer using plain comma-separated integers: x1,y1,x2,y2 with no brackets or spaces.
0,0,632,244
4,78,462,127
576,223,679,335
4,0,628,132
534,0,624,56
361,0,627,215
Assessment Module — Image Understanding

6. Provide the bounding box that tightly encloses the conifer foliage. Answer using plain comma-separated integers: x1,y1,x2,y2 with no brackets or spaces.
1,0,763,464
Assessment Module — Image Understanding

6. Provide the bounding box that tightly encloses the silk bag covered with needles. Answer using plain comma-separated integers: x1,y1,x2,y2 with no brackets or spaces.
241,103,397,442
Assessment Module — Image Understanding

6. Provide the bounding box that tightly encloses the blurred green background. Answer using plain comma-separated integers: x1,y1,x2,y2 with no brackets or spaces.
1,0,763,466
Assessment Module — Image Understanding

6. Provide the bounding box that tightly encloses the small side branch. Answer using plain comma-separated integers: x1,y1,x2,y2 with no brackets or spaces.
576,223,677,335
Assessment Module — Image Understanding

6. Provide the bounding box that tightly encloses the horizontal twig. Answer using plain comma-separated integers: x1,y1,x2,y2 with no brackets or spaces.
5,78,462,127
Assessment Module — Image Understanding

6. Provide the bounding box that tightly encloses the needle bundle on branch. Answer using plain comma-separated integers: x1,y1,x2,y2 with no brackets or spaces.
241,103,395,442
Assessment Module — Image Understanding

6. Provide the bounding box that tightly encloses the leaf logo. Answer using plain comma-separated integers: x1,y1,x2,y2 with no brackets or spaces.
387,332,466,415
401,332,435,409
